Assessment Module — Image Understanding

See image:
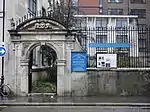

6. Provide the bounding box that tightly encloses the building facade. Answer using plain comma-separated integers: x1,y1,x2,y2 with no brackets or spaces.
0,0,149,96
75,0,150,26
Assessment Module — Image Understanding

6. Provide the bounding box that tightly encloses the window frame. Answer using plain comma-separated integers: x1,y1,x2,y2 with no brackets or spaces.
108,0,123,3
130,9,146,19
130,0,146,4
28,0,37,16
107,8,124,15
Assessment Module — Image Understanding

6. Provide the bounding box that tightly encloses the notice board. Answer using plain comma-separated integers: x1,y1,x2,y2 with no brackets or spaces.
71,52,87,72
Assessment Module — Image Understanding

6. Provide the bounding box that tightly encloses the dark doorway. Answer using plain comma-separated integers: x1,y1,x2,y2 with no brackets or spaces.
28,45,57,93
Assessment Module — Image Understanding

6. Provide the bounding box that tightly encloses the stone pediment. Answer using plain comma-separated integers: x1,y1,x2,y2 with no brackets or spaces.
28,22,59,30
15,18,66,32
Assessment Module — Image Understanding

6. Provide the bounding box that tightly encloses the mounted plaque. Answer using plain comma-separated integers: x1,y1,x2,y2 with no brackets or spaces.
71,52,87,72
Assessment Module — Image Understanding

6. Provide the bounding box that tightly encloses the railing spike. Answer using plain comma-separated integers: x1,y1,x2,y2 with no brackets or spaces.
19,18,21,24
27,13,28,19
36,11,38,17
16,21,18,26
40,11,42,16
29,13,32,18
24,15,26,20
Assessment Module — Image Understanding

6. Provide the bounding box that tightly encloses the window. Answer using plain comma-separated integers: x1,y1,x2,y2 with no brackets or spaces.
72,0,78,6
139,39,146,50
116,35,128,43
96,35,107,43
78,17,86,29
138,24,147,34
42,7,46,16
32,49,37,66
80,34,87,50
108,9,123,15
96,18,107,27
108,0,123,3
130,9,146,19
116,18,128,34
96,35,107,52
116,18,127,27
130,0,146,4
96,18,107,33
28,0,37,15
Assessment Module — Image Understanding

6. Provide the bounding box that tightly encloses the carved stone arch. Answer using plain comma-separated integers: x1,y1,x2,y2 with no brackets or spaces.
16,17,67,31
8,17,70,96
24,42,61,60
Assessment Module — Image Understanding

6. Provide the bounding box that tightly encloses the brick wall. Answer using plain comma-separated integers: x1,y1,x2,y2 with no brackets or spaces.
79,0,99,15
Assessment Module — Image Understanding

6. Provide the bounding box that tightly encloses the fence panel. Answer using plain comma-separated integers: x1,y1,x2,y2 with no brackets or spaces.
77,27,150,68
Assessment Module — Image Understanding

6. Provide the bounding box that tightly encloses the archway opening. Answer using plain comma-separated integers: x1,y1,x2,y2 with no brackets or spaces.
28,45,57,94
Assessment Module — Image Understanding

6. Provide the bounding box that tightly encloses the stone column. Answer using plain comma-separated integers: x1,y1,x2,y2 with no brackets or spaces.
57,59,71,96
20,59,29,96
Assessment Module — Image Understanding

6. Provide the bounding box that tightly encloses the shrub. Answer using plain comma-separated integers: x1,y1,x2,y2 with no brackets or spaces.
32,80,56,93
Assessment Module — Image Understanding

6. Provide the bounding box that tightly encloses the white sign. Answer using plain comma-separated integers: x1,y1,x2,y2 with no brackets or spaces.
97,54,117,68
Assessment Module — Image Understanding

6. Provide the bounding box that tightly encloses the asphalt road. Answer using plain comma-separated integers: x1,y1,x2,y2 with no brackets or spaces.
0,106,150,112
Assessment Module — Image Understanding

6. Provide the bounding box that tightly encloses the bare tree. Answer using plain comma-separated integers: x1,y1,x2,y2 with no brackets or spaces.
47,0,84,30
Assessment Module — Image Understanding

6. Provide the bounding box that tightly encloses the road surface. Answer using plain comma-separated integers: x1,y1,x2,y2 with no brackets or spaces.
0,106,150,112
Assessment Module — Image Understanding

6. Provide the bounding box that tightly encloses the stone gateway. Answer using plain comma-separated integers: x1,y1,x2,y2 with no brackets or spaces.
8,17,87,96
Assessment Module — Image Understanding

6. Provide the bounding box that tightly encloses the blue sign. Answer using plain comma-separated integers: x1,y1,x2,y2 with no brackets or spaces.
71,52,87,72
0,47,6,56
89,43,130,48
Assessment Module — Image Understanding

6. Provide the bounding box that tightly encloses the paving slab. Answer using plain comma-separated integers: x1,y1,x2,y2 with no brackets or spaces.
1,96,150,106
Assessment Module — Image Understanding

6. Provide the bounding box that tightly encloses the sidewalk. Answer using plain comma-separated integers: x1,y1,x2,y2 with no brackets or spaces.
1,96,150,106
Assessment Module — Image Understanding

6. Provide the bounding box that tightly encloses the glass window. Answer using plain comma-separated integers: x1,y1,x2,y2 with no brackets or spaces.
116,35,128,43
28,0,37,15
130,9,146,19
116,18,128,34
116,18,127,27
108,9,123,15
80,34,87,50
42,7,46,16
96,35,107,52
80,17,86,29
139,39,146,48
72,0,78,6
130,0,146,4
96,35,107,43
0,0,3,11
96,18,107,27
108,0,123,3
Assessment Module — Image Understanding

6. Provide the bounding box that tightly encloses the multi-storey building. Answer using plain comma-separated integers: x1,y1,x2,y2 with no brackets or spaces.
75,0,150,26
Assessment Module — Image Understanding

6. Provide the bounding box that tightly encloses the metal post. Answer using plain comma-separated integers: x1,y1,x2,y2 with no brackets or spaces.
1,0,5,85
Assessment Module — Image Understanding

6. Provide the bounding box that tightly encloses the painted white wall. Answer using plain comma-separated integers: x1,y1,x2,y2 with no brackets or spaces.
77,16,138,57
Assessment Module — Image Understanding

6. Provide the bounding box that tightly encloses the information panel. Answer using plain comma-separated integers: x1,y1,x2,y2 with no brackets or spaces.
97,53,117,68
71,52,87,72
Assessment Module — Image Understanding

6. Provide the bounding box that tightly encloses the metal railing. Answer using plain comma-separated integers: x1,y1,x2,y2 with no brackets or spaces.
13,10,68,29
77,26,150,68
